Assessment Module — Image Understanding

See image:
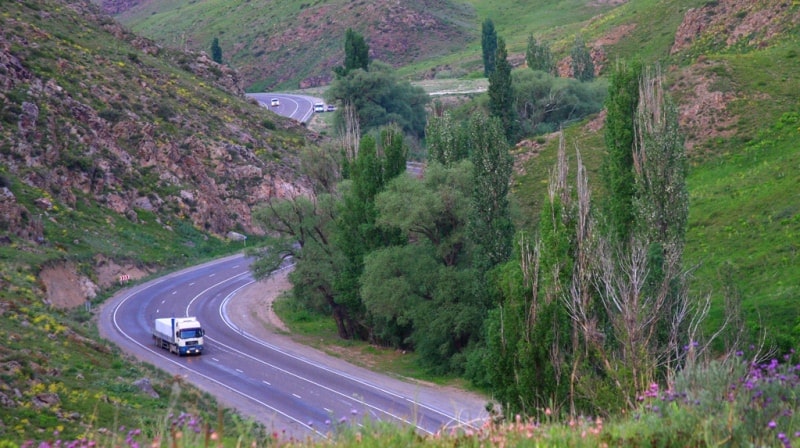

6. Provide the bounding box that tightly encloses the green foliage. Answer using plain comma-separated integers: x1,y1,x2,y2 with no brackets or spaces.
513,69,606,136
601,59,642,242
481,18,497,77
488,37,519,142
467,113,514,274
425,112,469,165
210,37,222,64
570,35,595,82
250,144,347,334
327,62,429,139
375,160,473,267
365,160,481,372
334,28,370,78
333,133,408,339
525,34,554,75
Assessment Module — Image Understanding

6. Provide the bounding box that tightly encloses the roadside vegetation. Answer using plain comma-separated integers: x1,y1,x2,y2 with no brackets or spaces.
3,0,800,445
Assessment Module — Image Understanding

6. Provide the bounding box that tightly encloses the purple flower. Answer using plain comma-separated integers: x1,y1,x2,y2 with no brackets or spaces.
768,420,777,429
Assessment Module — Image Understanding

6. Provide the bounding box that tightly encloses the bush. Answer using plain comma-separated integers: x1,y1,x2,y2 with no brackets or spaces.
513,70,606,137
620,349,800,447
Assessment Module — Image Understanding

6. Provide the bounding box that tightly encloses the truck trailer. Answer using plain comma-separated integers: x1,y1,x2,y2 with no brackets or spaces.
153,317,204,356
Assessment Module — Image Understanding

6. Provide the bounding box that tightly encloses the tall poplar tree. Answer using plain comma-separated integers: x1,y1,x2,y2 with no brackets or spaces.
481,18,497,77
602,60,642,242
488,37,518,142
333,132,407,339
334,28,369,77
467,113,514,275
210,37,222,64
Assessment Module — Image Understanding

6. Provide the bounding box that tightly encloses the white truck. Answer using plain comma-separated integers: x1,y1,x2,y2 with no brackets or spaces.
153,317,205,356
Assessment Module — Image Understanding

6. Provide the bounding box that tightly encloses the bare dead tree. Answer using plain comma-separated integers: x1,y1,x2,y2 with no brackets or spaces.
337,100,361,162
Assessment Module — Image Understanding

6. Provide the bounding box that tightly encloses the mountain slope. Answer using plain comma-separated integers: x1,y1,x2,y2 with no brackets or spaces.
2,1,313,241
0,0,321,440
109,0,477,90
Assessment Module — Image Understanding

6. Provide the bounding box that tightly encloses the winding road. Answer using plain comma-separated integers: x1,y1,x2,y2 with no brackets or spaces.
98,254,487,440
247,93,322,124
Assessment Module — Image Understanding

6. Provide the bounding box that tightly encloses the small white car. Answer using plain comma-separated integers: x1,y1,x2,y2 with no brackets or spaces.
270,98,280,107
314,103,325,113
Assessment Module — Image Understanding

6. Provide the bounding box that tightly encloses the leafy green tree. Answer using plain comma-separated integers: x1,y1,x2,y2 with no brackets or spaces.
425,112,469,165
601,60,642,242
327,62,429,139
333,132,407,339
481,18,497,77
375,160,473,267
467,113,514,275
210,37,222,64
365,160,482,373
570,35,595,82
334,28,370,77
488,37,519,142
525,34,554,74
249,145,349,336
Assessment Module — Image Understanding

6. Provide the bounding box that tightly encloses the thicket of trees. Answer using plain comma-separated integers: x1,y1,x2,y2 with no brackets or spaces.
252,23,706,423
526,35,554,75
482,65,695,417
513,69,606,136
570,35,595,82
327,31,429,139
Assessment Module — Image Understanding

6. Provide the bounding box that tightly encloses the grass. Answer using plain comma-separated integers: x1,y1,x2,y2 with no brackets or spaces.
12,347,800,446
271,292,452,385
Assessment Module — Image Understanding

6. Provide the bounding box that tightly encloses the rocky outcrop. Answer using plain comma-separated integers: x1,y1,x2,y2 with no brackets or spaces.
0,0,312,243
672,0,798,54
101,0,146,15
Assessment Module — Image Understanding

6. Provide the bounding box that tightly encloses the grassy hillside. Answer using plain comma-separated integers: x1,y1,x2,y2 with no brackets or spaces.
0,0,313,441
512,3,800,349
115,0,706,87
115,0,477,90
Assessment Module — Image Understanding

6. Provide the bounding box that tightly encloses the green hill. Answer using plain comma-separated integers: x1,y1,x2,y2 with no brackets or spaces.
0,0,313,440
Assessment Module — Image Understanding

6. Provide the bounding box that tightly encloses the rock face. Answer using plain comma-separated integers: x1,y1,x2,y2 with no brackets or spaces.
671,0,798,54
0,0,313,242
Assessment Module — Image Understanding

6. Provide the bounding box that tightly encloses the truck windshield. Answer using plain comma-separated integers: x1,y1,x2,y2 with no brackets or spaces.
179,328,203,339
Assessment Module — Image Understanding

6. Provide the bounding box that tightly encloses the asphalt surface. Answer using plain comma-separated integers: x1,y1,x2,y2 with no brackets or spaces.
247,93,322,123
97,253,488,440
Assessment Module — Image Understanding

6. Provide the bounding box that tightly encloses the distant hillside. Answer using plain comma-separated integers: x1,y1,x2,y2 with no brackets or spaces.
107,0,477,90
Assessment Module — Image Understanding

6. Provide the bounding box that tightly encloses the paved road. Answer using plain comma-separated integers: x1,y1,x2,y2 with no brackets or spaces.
98,254,487,440
247,93,322,124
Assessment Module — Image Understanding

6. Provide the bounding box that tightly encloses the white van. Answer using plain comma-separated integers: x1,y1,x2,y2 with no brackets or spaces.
314,103,325,113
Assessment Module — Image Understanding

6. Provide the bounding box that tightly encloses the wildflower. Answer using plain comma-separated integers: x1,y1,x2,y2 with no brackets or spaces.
544,407,551,416
768,420,777,429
